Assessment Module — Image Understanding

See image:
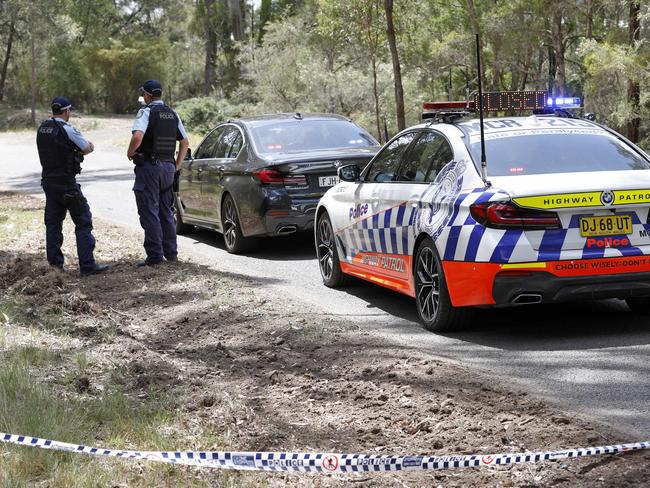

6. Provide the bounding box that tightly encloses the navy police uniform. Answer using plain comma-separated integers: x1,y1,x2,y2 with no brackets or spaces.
36,97,103,275
131,81,188,264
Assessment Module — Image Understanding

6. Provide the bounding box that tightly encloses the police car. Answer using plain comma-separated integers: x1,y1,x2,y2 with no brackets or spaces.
315,91,650,331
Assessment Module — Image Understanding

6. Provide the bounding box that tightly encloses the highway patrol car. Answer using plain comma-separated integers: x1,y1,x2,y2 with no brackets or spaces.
315,92,650,331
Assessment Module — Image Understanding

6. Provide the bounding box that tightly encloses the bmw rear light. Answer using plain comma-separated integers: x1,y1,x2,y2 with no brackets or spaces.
470,202,561,230
252,169,307,186
253,169,284,184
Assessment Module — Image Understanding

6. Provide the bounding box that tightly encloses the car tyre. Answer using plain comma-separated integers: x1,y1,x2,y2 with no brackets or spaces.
174,196,192,235
414,238,469,332
316,211,347,287
221,194,250,254
625,297,650,315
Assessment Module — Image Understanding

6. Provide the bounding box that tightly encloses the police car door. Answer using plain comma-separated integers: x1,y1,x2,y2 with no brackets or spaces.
180,126,224,220
341,131,418,287
200,125,243,222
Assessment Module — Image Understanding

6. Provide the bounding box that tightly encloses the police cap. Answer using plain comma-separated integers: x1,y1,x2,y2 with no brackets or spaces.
140,80,163,97
51,96,73,114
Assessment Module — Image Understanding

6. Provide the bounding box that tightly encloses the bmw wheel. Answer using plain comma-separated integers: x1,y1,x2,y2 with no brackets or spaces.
221,194,249,254
414,238,468,332
174,196,192,235
316,211,346,287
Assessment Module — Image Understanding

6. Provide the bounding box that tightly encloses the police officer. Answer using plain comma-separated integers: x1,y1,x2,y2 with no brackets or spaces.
36,96,108,276
127,80,189,266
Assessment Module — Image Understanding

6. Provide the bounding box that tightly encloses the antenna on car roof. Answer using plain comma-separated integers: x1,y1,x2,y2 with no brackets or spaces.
475,34,490,187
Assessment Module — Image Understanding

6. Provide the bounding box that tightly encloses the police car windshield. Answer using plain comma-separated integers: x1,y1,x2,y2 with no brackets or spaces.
249,119,378,154
469,132,650,176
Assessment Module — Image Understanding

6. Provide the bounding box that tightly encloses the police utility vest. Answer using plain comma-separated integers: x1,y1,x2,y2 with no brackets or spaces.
36,119,82,184
139,103,178,163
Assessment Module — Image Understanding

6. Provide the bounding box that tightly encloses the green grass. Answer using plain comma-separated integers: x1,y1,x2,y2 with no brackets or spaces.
0,346,228,487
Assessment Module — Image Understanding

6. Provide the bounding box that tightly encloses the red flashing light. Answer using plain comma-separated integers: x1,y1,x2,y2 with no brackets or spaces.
422,100,475,111
470,202,561,230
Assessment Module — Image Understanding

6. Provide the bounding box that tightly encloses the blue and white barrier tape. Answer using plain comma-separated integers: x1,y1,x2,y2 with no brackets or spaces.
1,432,648,473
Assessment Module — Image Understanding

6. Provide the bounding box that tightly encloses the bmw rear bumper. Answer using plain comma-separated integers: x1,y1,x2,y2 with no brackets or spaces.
442,256,650,307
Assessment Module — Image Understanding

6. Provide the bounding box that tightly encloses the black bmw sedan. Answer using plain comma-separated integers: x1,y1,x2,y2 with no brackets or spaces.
175,113,380,253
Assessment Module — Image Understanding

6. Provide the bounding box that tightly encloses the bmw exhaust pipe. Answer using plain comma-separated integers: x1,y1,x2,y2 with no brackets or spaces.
511,293,543,305
277,225,298,235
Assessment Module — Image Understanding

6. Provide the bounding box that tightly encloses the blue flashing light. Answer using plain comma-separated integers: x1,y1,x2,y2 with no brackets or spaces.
546,97,581,109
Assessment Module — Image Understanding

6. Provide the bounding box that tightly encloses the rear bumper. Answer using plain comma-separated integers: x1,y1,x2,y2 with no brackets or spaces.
260,187,319,235
443,256,650,306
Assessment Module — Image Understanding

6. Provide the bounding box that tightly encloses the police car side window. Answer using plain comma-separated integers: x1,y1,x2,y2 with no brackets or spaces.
397,131,444,183
428,138,454,181
195,127,223,159
366,132,417,182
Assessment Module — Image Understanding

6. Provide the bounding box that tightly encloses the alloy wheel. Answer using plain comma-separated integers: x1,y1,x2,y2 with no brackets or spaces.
317,217,334,280
223,198,238,250
416,246,440,323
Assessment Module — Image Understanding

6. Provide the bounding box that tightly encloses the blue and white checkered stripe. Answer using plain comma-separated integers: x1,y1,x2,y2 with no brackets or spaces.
2,432,648,473
343,202,417,257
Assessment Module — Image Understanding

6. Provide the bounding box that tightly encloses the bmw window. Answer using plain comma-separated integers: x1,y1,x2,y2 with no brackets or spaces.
470,132,650,176
195,127,224,159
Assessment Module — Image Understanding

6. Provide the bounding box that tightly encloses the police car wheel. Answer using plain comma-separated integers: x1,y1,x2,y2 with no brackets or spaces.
316,212,346,287
222,195,249,254
174,197,192,235
625,297,650,315
414,238,467,332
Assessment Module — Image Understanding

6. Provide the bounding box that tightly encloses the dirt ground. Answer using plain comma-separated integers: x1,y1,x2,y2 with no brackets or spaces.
0,191,648,487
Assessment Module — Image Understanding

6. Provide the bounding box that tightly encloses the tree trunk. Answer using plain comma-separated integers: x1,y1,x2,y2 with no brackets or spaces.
549,1,567,96
0,15,16,102
586,0,593,38
371,57,382,143
465,0,487,91
384,0,405,131
203,0,217,95
229,0,244,41
627,0,640,142
30,12,36,126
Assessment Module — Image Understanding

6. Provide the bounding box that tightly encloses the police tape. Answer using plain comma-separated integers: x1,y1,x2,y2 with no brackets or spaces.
1,432,648,473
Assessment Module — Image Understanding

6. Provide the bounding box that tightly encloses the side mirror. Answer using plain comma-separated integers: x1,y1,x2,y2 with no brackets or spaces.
584,113,596,121
338,164,360,182
185,148,192,160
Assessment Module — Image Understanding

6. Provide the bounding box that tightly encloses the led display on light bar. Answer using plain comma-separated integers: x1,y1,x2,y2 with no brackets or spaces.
474,91,547,112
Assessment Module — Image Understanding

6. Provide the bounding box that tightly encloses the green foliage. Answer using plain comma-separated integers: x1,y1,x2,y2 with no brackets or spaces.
175,96,246,135
91,39,168,113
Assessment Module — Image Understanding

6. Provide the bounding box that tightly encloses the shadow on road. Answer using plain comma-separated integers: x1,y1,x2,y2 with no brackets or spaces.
4,167,134,194
185,228,317,261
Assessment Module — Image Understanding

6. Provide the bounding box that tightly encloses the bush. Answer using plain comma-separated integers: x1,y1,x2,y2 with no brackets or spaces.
175,97,246,135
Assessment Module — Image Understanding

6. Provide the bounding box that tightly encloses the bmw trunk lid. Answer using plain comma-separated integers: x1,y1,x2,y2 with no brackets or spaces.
490,171,650,254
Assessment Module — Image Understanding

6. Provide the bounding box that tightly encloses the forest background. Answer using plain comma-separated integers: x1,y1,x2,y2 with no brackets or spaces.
0,0,648,149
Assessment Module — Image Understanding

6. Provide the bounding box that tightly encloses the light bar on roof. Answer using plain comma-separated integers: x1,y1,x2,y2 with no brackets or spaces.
546,97,581,109
475,91,547,112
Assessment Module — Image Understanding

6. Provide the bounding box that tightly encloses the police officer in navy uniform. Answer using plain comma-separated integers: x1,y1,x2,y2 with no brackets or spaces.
127,80,189,266
36,96,108,276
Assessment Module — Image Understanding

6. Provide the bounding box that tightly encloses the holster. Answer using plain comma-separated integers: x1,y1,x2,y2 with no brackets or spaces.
63,189,85,215
132,153,146,167
172,170,180,192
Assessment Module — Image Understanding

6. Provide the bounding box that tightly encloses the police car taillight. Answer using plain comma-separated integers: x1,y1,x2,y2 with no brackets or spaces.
470,202,561,230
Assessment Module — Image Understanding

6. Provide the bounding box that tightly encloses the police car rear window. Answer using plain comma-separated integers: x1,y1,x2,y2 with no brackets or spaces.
469,132,650,176
249,120,379,154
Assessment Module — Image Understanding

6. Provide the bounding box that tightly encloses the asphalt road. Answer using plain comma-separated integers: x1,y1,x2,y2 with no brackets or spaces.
2,125,649,440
